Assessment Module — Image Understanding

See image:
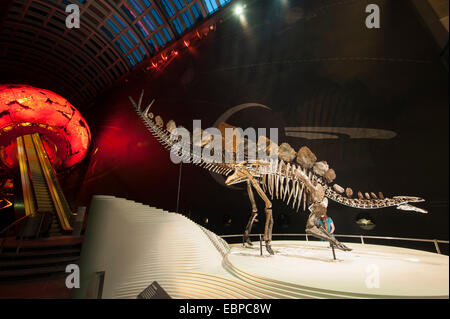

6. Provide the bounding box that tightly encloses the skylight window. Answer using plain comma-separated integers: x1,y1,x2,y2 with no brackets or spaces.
106,20,121,34
191,3,202,21
132,50,142,63
127,30,139,44
126,54,136,66
129,0,144,14
172,17,184,35
162,27,172,42
181,11,193,28
116,40,127,54
101,26,114,40
203,0,218,14
138,46,147,57
62,0,86,5
143,14,157,31
161,0,175,17
121,4,136,20
150,8,163,26
121,34,134,49
136,21,150,37
105,0,234,70
173,0,185,11
113,14,127,29
154,32,166,46
147,38,158,52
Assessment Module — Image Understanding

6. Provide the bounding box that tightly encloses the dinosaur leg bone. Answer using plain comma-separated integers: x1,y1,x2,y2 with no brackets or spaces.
305,202,352,252
264,208,274,255
241,168,275,255
243,180,259,246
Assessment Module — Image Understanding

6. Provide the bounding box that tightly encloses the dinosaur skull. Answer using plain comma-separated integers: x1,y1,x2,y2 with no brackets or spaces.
393,196,427,214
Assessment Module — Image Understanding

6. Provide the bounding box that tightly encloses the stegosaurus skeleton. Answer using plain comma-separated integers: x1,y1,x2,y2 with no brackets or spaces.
130,92,427,255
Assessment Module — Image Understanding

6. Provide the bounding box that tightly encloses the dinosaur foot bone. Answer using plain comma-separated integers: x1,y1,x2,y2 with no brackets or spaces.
243,235,254,247
306,227,352,252
265,241,275,255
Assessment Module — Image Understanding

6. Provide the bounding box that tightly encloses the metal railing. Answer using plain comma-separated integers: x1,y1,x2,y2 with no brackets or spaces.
0,215,29,254
220,233,449,255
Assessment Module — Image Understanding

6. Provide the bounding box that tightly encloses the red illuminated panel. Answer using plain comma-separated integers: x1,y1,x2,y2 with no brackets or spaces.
0,84,91,170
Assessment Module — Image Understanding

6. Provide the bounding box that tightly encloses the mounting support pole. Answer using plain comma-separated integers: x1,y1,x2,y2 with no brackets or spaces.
259,234,263,256
331,243,336,260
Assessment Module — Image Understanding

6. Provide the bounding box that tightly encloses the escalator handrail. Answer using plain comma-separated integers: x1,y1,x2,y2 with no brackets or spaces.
0,215,29,235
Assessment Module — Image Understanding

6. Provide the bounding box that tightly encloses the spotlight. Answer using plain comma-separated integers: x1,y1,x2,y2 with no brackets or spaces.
234,4,244,15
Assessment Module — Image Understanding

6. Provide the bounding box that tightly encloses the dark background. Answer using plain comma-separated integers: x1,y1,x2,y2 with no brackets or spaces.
64,0,447,246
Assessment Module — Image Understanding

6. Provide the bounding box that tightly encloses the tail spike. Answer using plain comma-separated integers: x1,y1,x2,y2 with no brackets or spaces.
143,99,155,117
128,96,138,110
138,90,145,111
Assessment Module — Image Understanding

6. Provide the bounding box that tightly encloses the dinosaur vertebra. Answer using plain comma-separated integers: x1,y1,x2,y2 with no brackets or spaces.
130,92,428,255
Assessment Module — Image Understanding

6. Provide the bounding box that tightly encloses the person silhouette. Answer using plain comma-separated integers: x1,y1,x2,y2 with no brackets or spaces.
318,213,335,242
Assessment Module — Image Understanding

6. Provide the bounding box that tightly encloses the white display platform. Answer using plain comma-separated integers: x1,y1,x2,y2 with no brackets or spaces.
227,241,449,298
75,196,448,299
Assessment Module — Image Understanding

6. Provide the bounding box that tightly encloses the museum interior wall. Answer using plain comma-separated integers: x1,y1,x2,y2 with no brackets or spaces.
72,0,449,245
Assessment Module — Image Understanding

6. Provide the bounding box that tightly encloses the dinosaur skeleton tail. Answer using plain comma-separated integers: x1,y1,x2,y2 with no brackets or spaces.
130,95,173,149
260,159,428,214
325,187,428,213
131,93,427,214
130,94,233,177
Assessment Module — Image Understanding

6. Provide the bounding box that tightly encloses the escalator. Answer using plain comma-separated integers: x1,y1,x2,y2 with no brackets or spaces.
15,134,73,238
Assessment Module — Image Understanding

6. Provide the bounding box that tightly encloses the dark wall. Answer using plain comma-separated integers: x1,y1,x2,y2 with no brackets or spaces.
76,0,448,242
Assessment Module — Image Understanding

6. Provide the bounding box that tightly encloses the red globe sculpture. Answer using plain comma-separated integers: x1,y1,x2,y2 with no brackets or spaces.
0,84,91,170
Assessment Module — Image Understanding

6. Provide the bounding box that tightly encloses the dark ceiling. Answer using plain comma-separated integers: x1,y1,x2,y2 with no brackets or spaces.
0,0,229,109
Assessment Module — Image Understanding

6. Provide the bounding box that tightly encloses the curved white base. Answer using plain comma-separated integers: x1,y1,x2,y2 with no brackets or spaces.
227,241,449,298
76,196,448,299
